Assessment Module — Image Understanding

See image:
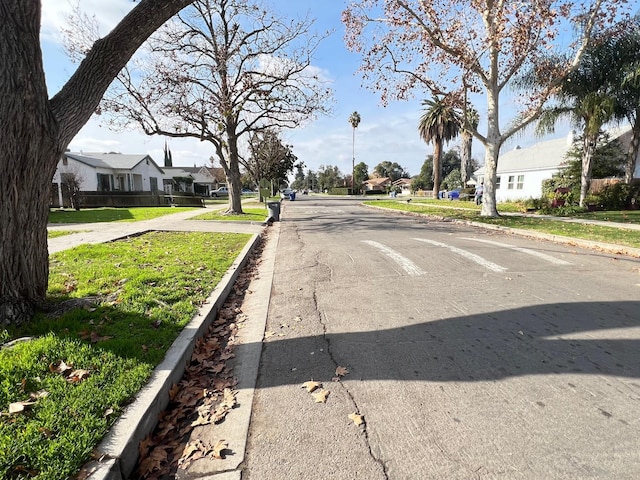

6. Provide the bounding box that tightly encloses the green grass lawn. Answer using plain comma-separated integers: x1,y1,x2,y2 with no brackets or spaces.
366,200,640,249
0,231,250,479
191,206,268,222
48,207,199,224
47,230,75,239
572,209,640,224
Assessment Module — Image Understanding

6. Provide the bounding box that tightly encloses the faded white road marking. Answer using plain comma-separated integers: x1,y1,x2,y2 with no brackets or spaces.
461,237,572,266
362,240,425,276
413,238,507,273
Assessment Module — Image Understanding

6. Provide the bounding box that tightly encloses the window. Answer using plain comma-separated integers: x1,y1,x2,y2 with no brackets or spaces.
96,173,112,192
508,175,515,189
517,175,524,190
496,176,501,189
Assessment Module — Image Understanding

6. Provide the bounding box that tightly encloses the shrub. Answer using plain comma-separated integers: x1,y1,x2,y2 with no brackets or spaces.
539,204,588,216
596,183,634,210
517,197,548,212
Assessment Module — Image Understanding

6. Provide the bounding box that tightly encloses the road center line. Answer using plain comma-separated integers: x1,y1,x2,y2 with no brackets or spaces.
362,240,425,276
461,237,572,265
413,238,508,273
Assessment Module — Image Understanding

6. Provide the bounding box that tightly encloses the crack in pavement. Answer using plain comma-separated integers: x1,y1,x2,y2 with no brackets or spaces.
312,263,390,480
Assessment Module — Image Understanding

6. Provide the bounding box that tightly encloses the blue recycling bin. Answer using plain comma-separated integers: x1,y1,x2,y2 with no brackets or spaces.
289,191,296,201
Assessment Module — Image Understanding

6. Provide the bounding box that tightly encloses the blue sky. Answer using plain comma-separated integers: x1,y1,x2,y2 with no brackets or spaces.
40,0,566,178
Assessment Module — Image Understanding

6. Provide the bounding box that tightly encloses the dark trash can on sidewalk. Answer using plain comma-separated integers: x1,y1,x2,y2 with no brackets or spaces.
289,191,296,201
267,201,281,221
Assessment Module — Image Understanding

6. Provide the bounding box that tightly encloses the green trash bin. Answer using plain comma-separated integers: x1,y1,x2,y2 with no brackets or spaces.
267,201,280,221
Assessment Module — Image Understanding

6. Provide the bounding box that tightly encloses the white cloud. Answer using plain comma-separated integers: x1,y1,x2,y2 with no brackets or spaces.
41,0,134,43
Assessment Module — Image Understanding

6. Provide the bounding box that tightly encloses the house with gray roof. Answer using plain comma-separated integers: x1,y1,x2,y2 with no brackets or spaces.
474,127,639,202
162,166,225,196
55,152,165,194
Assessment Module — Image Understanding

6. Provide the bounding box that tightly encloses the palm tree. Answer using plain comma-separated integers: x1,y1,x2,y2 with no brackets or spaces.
460,106,479,187
533,44,617,206
610,20,640,184
349,111,361,193
418,97,460,197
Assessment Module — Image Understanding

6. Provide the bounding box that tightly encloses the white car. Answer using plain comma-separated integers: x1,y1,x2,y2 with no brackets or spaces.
210,187,229,197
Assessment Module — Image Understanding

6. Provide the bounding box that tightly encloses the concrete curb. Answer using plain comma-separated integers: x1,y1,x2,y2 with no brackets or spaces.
182,222,280,479
85,233,262,480
363,203,640,259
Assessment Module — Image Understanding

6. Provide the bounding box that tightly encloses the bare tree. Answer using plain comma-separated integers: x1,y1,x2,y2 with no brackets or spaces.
78,0,333,214
0,0,196,325
59,167,85,211
343,0,630,216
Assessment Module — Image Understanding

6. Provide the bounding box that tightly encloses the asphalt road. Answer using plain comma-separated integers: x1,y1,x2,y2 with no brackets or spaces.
242,195,640,479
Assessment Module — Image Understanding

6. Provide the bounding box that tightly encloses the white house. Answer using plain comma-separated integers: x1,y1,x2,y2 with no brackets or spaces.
392,177,413,195
162,166,225,196
55,152,165,194
474,127,639,202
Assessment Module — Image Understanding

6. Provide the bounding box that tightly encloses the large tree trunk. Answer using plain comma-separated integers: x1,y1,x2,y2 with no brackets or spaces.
227,134,244,214
0,0,61,324
480,76,501,217
624,112,640,184
460,130,472,187
0,0,195,325
481,141,500,217
580,135,596,207
432,140,442,198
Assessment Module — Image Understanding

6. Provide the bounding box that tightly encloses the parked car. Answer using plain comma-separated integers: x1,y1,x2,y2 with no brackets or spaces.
241,189,257,195
280,188,294,200
210,187,229,197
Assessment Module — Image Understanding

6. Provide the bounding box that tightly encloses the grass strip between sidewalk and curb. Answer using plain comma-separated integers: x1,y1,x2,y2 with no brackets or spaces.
0,231,251,480
47,230,76,239
364,200,640,249
190,207,268,222
48,207,200,224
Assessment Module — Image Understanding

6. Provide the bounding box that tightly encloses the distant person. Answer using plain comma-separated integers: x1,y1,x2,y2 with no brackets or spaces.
475,182,484,205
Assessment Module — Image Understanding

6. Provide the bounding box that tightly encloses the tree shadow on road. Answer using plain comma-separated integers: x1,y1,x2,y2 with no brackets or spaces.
244,300,640,389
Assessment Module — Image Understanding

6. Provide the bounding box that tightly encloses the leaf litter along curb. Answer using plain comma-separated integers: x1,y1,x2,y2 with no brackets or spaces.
127,233,268,480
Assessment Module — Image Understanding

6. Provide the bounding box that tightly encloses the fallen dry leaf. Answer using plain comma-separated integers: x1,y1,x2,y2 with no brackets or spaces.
211,404,231,424
9,400,37,414
348,412,365,426
29,389,49,400
179,440,204,466
49,360,73,376
90,331,113,343
212,440,229,459
312,389,330,403
335,366,349,377
302,381,321,393
66,369,91,384
222,388,236,408
138,434,154,457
